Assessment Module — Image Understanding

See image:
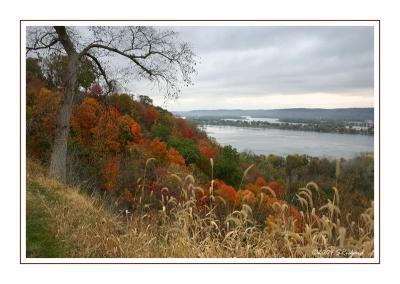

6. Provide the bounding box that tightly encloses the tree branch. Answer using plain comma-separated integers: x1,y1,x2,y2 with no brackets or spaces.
26,28,60,54
80,43,154,76
84,53,113,94
26,37,59,54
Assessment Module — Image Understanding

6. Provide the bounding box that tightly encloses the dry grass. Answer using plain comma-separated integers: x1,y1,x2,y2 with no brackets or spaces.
26,160,374,258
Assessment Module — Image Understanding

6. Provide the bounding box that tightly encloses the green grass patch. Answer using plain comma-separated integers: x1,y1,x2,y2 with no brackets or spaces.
26,180,66,258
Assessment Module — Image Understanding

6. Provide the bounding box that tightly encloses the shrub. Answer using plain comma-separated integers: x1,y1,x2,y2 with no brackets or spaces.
214,145,242,187
168,138,201,165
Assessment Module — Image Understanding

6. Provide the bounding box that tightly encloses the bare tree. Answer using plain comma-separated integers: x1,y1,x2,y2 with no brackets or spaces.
26,26,197,182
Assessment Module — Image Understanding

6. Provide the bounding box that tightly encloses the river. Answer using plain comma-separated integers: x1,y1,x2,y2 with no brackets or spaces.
202,125,374,159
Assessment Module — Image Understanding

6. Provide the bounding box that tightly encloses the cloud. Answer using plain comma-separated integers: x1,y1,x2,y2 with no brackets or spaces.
128,26,374,110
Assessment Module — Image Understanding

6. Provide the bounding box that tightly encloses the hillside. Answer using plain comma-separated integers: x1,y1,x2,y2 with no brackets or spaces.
27,160,159,258
175,108,374,121
26,160,374,258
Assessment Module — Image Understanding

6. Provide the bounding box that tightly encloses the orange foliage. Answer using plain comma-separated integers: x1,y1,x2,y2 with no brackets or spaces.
237,189,256,206
130,121,142,143
245,176,266,195
26,76,45,104
174,117,195,139
35,88,60,129
167,147,186,166
245,177,285,200
255,176,267,186
119,115,142,144
27,87,60,159
198,138,218,159
71,97,102,145
145,107,160,126
213,179,238,207
34,88,60,131
195,189,210,209
147,139,168,160
102,155,121,192
93,107,121,154
289,205,303,232
244,183,258,195
267,181,285,200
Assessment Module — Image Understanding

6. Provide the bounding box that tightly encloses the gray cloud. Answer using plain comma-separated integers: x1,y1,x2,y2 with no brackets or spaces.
129,26,374,110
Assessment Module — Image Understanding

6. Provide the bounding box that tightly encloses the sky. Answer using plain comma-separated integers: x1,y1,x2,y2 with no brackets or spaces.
125,26,375,111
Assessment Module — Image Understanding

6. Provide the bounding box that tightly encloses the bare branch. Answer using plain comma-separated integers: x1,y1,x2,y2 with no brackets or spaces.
84,53,114,94
26,27,60,55
80,43,155,76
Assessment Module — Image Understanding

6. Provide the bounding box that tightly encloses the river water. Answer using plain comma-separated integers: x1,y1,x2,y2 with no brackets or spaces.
203,125,374,159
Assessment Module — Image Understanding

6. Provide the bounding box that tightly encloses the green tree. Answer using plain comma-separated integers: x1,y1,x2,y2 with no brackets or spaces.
26,57,44,81
168,138,201,165
151,123,171,142
151,112,173,142
43,54,97,91
214,145,242,187
138,95,153,106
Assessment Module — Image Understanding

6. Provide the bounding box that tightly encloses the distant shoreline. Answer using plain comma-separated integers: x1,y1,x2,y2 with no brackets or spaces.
174,107,374,122
192,118,374,136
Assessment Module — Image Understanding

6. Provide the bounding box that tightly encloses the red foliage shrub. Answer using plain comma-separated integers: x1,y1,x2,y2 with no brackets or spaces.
93,107,121,154
289,205,303,232
147,139,168,161
130,121,142,143
71,97,102,146
87,82,103,97
237,189,256,206
213,179,238,207
119,115,142,145
198,138,218,159
245,177,285,200
196,190,210,209
145,107,160,126
267,181,285,200
167,147,186,166
102,155,121,192
26,76,45,106
174,117,195,139
255,176,267,186
27,87,60,160
244,176,267,195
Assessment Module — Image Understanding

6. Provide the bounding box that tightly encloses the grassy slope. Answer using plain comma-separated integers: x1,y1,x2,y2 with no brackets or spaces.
26,160,374,258
26,180,66,257
26,161,161,258
26,162,121,258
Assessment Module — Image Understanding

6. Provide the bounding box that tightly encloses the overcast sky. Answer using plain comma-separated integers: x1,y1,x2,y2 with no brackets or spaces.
128,26,374,111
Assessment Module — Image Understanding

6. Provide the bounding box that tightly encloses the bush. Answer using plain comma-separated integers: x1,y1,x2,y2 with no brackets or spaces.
214,145,242,187
168,138,201,165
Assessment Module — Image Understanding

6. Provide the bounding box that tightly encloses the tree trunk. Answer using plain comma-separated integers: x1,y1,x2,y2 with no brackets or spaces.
48,26,80,182
49,53,79,182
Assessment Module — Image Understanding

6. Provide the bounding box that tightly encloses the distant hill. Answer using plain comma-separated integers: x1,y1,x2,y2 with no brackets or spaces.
174,108,374,122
